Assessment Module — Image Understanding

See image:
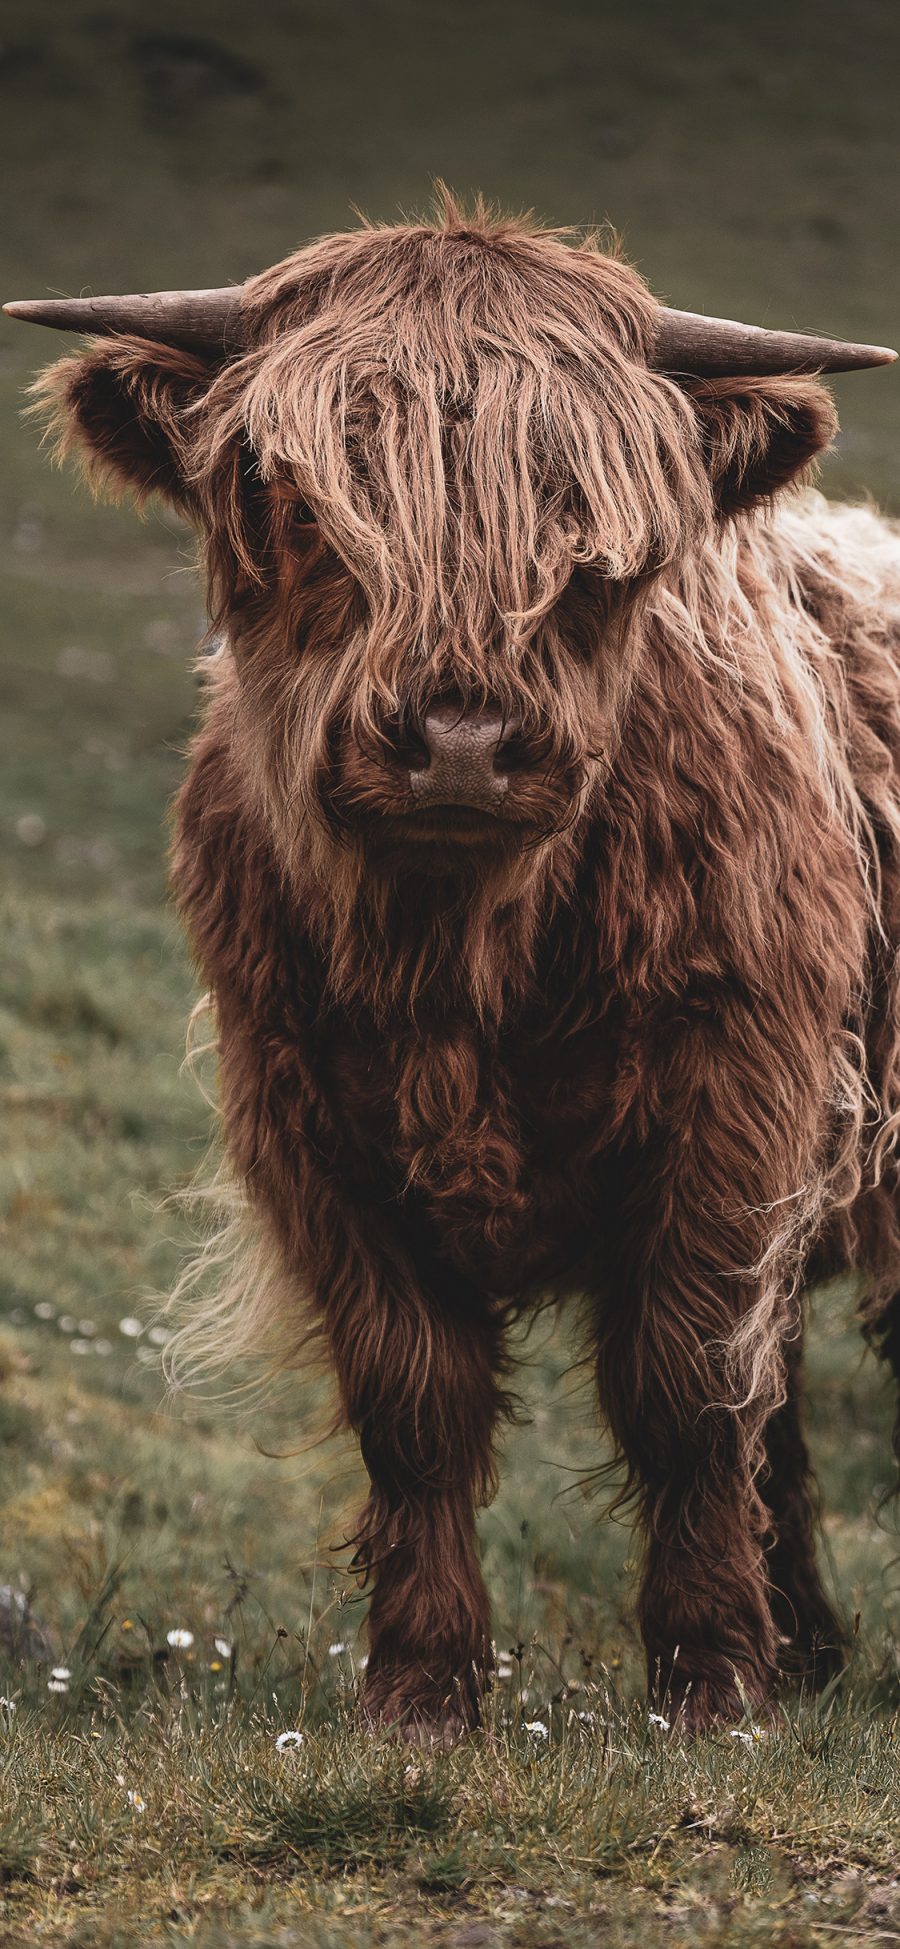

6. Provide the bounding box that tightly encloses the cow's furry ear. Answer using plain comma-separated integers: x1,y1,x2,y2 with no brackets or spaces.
30,336,214,512
684,374,838,516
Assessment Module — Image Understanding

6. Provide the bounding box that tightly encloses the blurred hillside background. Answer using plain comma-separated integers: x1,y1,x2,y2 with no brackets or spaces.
1,0,899,1701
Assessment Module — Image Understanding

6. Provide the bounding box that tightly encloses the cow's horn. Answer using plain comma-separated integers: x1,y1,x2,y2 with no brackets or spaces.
653,306,897,376
2,287,245,355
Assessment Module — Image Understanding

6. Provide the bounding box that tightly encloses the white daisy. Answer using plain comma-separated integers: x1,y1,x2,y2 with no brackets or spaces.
166,1628,194,1650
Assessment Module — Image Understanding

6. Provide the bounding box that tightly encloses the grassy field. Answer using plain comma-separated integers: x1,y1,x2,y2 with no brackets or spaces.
2,1,900,1942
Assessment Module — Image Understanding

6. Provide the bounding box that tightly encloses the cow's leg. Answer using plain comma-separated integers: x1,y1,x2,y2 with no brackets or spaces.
761,1335,846,1688
593,1007,830,1733
323,1240,507,1743
596,1308,779,1732
178,935,507,1736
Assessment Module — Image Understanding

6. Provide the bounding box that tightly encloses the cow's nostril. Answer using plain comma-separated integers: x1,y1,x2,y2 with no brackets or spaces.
403,731,430,774
406,701,521,810
381,717,430,773
492,720,526,775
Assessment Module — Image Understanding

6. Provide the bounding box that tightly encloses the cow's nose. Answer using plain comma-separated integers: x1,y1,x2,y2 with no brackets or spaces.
408,703,520,810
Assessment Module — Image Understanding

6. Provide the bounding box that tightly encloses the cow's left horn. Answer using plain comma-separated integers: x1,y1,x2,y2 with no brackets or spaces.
2,287,246,354
652,307,897,376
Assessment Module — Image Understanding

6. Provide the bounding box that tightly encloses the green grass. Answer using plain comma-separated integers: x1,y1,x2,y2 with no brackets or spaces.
2,0,900,1940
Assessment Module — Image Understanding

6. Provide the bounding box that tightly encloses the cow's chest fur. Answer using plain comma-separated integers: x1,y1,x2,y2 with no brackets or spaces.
317,1004,630,1300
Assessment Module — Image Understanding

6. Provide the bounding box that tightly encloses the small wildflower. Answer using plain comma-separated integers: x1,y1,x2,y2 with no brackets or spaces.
166,1628,194,1650
729,1724,767,1745
275,1730,304,1751
121,1619,133,1632
0,1698,17,1719
34,1302,55,1320
118,1317,143,1338
147,1325,171,1346
58,1315,77,1334
94,1339,113,1356
70,1338,93,1355
78,1319,96,1336
496,1656,514,1681
214,1637,232,1659
524,1719,548,1739
649,1712,670,1731
48,1666,71,1694
209,1660,222,1672
328,1641,350,1656
127,1789,145,1812
577,1709,595,1725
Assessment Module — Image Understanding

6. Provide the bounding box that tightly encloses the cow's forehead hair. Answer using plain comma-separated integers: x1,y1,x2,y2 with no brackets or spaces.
240,196,658,368
196,197,713,641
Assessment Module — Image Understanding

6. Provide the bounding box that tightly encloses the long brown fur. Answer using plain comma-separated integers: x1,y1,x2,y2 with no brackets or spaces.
33,189,900,1736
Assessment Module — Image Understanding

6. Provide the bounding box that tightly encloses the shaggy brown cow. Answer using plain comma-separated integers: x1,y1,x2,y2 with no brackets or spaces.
9,193,900,1739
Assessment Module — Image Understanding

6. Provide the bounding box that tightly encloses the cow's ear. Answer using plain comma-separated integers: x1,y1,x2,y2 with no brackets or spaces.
30,336,215,513
684,374,837,517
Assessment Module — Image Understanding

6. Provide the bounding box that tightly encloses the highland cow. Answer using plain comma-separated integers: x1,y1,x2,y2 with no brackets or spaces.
9,193,900,1739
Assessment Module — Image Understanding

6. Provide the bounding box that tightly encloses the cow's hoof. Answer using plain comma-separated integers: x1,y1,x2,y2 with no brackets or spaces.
363,1680,478,1749
395,1708,471,1750
663,1677,778,1738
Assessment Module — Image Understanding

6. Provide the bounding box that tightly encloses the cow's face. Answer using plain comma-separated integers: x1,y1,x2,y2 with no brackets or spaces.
37,213,835,894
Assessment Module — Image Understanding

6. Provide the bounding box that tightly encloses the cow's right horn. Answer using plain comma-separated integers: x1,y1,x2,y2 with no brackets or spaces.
652,306,897,376
2,287,246,355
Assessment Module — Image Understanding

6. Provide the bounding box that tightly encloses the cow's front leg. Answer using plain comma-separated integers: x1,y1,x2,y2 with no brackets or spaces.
599,1317,779,1732
594,1012,828,1733
202,991,507,1741
322,1232,507,1743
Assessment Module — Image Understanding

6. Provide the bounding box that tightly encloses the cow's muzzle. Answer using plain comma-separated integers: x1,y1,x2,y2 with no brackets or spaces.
402,702,523,812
